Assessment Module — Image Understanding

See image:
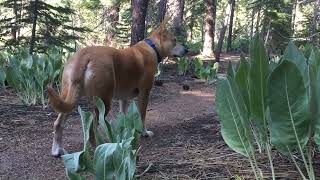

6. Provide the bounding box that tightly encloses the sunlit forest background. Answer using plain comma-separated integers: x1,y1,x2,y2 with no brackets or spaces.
0,0,319,59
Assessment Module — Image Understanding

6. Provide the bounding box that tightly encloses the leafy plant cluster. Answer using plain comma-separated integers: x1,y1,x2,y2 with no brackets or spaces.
0,47,67,106
177,57,219,85
216,35,320,179
63,97,143,180
193,58,219,84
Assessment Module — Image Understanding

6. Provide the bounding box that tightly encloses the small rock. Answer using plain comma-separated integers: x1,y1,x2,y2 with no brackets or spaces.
182,84,190,90
154,80,163,86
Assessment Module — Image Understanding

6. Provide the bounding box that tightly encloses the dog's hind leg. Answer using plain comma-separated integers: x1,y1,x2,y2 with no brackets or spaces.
52,113,68,157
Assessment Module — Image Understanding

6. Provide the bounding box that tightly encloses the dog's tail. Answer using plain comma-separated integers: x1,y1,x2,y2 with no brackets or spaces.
47,85,80,113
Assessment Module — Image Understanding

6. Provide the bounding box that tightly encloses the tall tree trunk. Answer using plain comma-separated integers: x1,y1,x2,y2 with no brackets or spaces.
158,0,167,24
145,1,152,36
250,9,254,39
166,0,185,35
291,0,298,35
202,0,217,56
255,6,261,33
29,0,38,54
11,0,18,42
215,0,234,62
104,1,120,46
44,18,52,48
311,0,320,46
130,0,149,46
226,0,236,52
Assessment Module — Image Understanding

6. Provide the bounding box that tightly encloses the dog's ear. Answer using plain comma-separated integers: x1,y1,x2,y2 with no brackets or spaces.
158,17,169,34
160,17,169,27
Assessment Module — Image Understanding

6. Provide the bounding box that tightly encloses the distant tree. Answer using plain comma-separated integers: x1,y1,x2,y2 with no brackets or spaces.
102,0,120,46
250,8,255,39
226,0,236,52
215,0,234,62
291,0,298,35
166,0,185,41
249,0,293,50
130,0,149,46
311,0,320,46
29,0,38,54
158,0,167,24
0,0,89,53
202,0,216,56
0,0,23,46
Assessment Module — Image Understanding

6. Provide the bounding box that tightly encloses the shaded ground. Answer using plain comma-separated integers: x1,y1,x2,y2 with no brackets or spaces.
0,54,319,179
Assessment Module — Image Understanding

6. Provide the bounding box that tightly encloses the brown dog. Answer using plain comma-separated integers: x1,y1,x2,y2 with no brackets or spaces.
47,22,188,156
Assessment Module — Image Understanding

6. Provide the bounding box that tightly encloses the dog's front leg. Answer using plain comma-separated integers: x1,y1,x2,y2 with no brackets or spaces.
52,113,68,157
138,89,154,137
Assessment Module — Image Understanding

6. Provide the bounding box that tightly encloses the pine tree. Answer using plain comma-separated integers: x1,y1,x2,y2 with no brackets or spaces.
0,0,89,53
130,0,149,46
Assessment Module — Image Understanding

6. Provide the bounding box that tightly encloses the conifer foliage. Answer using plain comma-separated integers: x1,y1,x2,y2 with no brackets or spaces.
0,0,89,53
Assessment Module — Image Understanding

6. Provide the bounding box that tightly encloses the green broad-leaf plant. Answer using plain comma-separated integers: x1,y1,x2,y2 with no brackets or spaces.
2,47,65,106
62,97,143,180
216,34,320,180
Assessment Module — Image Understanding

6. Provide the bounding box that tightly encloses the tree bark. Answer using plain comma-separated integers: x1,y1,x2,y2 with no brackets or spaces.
130,0,149,46
250,9,254,39
291,0,298,35
29,0,38,54
202,0,216,56
311,0,320,46
215,0,234,62
255,6,261,33
104,1,120,46
11,0,18,42
145,1,152,36
166,0,185,35
226,0,236,52
158,0,167,24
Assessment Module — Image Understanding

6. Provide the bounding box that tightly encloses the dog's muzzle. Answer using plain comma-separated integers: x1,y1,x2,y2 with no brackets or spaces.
172,45,189,57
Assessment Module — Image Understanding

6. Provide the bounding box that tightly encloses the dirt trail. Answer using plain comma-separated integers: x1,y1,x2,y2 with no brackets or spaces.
0,56,317,179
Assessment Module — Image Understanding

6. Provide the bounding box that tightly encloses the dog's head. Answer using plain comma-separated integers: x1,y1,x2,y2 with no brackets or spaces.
150,20,188,58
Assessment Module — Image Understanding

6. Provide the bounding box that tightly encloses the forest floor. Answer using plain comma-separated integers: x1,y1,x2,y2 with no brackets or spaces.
1,53,319,180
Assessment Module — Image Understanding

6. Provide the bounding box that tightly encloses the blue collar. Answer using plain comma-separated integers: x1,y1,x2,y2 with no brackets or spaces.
144,39,162,63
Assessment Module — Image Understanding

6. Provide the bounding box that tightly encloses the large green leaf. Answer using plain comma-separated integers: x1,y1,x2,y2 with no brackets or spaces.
94,97,115,143
235,55,250,110
283,41,308,81
309,50,320,149
111,102,142,137
268,60,310,154
248,35,269,142
216,78,253,157
25,55,33,69
227,61,235,78
94,143,118,180
62,152,84,179
78,106,93,150
62,107,95,177
94,139,136,180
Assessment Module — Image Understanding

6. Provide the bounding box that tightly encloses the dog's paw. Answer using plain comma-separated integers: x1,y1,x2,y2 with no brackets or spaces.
142,129,154,137
51,147,67,157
